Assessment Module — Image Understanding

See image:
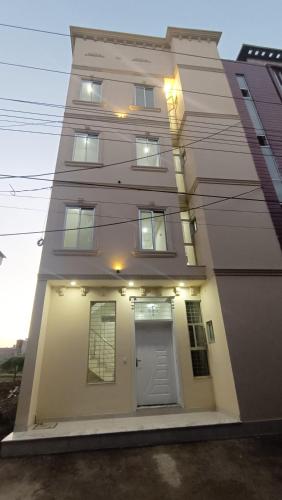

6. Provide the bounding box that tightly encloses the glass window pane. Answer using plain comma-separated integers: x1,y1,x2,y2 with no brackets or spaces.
88,302,116,383
185,245,196,265
92,82,101,102
135,299,172,320
136,138,149,166
78,209,94,249
191,350,209,376
245,99,264,132
154,213,167,250
140,210,153,249
189,325,195,347
73,134,87,161
145,88,154,108
186,302,202,323
194,325,207,347
136,86,145,106
64,208,80,248
86,135,99,162
80,81,93,101
147,140,159,167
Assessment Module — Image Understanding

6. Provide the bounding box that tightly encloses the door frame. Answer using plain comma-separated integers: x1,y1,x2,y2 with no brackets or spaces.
132,300,183,409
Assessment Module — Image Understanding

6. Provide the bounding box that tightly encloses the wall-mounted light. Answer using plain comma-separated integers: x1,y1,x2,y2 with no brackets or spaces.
70,281,77,286
163,78,176,99
113,263,122,274
128,281,134,287
179,282,185,287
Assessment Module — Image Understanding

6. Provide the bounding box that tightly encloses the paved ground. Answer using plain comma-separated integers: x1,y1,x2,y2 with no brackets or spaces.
0,436,282,500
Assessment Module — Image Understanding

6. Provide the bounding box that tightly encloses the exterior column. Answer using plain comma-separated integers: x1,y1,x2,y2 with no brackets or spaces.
14,279,50,431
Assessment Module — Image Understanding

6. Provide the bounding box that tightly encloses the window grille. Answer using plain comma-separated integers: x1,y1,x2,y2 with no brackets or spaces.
134,298,172,321
186,301,210,376
88,302,116,383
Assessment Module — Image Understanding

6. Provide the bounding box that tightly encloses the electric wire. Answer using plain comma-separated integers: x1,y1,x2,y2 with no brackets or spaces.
0,187,262,237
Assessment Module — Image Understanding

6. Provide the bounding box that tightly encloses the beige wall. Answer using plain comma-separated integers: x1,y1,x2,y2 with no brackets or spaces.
35,285,216,421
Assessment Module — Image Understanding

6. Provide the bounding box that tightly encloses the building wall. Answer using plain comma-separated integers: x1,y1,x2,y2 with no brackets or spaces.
223,59,282,246
35,286,217,421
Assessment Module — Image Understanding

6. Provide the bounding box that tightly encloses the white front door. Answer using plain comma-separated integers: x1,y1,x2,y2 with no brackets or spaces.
135,322,177,406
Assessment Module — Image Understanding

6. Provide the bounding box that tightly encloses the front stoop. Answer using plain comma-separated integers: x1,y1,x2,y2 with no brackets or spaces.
1,411,282,457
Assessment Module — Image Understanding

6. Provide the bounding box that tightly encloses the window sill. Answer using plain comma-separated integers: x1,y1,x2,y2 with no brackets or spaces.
129,105,161,112
72,99,103,107
64,161,103,168
132,250,177,258
53,249,99,256
131,166,167,172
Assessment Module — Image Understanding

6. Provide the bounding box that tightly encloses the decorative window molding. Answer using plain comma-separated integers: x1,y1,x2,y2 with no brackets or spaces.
136,137,160,167
72,133,99,163
63,207,95,250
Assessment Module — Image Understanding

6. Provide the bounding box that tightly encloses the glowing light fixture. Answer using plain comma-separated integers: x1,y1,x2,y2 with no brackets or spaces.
144,146,149,154
164,78,176,99
128,281,134,287
179,282,185,287
70,281,77,286
113,262,122,273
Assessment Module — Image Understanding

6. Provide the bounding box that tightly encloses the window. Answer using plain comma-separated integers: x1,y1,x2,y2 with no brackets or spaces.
134,298,172,321
135,85,154,108
80,80,102,103
206,320,215,343
88,302,116,383
139,209,167,251
274,68,282,90
136,137,160,167
63,207,94,249
73,133,99,163
236,74,282,202
186,301,210,377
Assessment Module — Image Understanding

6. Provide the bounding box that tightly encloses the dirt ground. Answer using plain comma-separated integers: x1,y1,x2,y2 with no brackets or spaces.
0,436,282,500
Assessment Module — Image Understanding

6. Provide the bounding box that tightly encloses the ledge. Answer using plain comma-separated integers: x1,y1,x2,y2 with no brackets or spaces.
64,161,103,168
129,105,161,112
53,250,99,256
131,166,168,172
132,250,177,258
214,268,282,277
72,99,104,107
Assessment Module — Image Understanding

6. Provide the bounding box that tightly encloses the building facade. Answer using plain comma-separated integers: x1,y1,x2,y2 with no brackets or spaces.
223,44,282,247
14,27,282,434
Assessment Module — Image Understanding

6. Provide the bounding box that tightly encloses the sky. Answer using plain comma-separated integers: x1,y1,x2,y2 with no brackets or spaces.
0,0,281,346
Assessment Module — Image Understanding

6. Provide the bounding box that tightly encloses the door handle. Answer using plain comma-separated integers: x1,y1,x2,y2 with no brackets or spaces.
136,358,141,367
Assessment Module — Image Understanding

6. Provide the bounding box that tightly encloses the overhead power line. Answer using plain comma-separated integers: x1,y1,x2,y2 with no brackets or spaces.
0,21,279,73
1,59,282,109
0,187,263,237
0,119,245,181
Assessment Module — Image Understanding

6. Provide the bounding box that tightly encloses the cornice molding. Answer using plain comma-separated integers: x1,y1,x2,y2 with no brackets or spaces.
64,112,170,128
53,179,178,193
189,177,261,193
177,63,225,74
72,63,168,80
214,268,282,277
184,111,240,121
70,26,221,52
